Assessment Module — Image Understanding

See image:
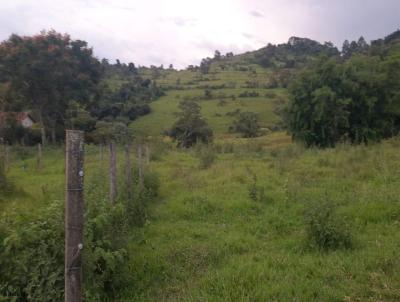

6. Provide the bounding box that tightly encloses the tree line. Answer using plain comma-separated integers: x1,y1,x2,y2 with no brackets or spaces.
286,30,400,147
0,30,164,146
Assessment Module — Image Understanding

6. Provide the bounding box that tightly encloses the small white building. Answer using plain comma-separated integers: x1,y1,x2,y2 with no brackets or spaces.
0,112,35,128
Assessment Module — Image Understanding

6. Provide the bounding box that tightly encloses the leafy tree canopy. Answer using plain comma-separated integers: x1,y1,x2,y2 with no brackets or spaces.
286,52,400,147
170,100,213,147
0,30,103,143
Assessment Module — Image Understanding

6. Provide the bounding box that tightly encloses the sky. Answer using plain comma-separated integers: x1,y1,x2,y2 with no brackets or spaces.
0,0,399,68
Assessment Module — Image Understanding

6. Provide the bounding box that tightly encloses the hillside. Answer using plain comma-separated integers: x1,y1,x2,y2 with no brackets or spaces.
2,32,400,301
116,36,340,139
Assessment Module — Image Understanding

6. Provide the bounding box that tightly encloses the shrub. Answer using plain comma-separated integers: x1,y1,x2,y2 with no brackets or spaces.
143,171,160,198
0,156,14,196
247,170,268,202
170,100,213,148
127,170,161,227
230,112,260,138
0,168,139,301
196,146,216,169
238,91,259,98
0,201,65,301
304,200,353,250
264,91,277,98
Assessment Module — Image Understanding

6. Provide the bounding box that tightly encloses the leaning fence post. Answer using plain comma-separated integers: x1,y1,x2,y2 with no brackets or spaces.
125,143,132,199
99,143,104,161
145,144,150,166
137,144,144,191
37,143,42,171
65,130,84,302
4,145,10,172
109,141,117,205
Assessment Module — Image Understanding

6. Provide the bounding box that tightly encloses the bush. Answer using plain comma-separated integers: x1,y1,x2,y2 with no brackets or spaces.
143,171,160,198
0,168,138,301
0,201,64,301
238,91,259,98
0,154,14,197
230,112,260,138
264,91,277,98
304,200,353,250
196,146,216,169
170,100,213,148
247,172,267,203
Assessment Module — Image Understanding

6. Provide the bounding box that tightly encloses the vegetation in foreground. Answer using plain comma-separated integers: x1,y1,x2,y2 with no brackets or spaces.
1,136,400,301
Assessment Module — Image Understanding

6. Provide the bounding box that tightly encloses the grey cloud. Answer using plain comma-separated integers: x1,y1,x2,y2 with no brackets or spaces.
242,32,254,39
250,10,263,18
173,17,197,27
1,0,399,69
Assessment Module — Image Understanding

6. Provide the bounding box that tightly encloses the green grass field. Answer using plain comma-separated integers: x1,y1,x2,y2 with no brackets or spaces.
2,60,400,301
133,61,286,138
2,136,400,301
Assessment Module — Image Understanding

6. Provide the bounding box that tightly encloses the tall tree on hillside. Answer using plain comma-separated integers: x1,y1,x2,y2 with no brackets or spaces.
200,58,212,74
0,30,103,145
170,100,213,147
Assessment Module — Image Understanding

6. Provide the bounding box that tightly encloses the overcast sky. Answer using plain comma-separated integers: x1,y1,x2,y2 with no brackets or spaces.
0,0,399,68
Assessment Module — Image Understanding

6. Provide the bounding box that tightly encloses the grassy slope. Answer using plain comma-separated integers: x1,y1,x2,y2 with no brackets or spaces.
133,62,285,138
4,138,400,301
2,56,400,301
121,139,400,301
123,59,400,301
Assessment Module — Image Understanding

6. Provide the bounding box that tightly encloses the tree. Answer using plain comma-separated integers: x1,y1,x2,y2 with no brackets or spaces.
214,50,221,60
170,100,213,147
342,40,351,58
357,36,369,53
200,58,212,74
0,30,103,145
230,112,260,138
128,62,138,75
287,53,400,147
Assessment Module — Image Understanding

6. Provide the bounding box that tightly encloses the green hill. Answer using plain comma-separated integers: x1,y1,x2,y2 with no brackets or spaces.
2,32,400,301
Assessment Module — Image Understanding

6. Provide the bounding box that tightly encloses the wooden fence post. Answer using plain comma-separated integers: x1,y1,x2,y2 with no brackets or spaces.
4,145,9,172
37,143,42,171
109,141,117,205
99,144,104,161
125,143,132,199
145,144,150,165
65,130,84,302
137,144,144,191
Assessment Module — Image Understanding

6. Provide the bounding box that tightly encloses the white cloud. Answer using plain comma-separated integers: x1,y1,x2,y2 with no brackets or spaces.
0,0,399,68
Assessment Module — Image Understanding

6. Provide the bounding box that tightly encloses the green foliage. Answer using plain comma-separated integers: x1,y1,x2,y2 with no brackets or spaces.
69,111,97,133
170,100,213,147
0,30,103,142
253,37,339,69
287,52,400,147
304,200,353,250
91,121,133,144
0,200,64,301
247,170,267,202
196,145,216,169
127,170,160,227
0,156,161,301
143,171,160,199
0,156,13,196
91,79,163,122
230,112,260,138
